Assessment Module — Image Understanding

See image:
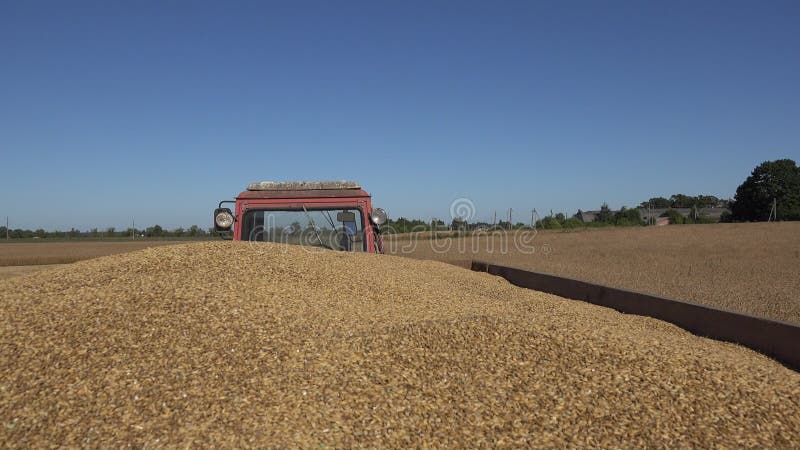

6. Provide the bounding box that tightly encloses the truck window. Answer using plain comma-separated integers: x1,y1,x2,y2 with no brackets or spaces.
241,208,366,252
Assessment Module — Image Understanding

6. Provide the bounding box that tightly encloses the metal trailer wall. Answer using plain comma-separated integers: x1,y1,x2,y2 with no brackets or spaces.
471,261,800,372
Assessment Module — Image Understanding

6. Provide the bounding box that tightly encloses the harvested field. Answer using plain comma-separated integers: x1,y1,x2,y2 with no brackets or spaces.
1,242,798,447
388,222,800,325
0,241,183,266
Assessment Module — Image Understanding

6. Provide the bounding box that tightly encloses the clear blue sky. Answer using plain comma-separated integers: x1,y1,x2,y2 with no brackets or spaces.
1,0,798,230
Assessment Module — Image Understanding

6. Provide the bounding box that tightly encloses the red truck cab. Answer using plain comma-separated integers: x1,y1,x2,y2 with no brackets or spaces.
214,181,386,253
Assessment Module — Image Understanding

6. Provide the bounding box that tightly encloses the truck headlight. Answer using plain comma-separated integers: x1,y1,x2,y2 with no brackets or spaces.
214,208,234,231
371,208,388,226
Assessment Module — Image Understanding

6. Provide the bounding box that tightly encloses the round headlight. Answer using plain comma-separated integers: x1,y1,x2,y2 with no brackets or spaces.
215,210,234,229
371,208,388,226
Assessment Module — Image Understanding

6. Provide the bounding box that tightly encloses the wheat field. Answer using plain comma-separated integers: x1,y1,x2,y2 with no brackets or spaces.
3,223,799,324
387,222,800,325
0,240,182,266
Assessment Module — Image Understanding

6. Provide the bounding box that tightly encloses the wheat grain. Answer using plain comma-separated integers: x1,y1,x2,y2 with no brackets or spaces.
0,241,797,447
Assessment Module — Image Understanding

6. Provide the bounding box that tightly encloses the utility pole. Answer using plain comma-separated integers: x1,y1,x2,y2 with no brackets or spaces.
5,216,8,240
508,208,512,229
492,211,496,227
131,218,135,240
531,210,534,228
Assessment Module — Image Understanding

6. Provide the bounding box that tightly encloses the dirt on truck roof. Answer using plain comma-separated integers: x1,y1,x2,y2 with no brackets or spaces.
1,242,798,447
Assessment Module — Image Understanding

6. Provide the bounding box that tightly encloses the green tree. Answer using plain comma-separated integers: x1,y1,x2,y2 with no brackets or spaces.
663,209,685,225
613,207,643,226
670,194,695,208
539,216,562,229
640,197,672,208
106,227,116,237
34,229,46,238
731,159,800,221
595,203,613,223
696,195,720,208
450,217,467,231
562,217,584,229
146,225,163,237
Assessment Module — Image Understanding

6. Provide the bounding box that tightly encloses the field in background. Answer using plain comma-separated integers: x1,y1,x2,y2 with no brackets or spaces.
387,222,800,325
2,224,798,325
0,241,183,266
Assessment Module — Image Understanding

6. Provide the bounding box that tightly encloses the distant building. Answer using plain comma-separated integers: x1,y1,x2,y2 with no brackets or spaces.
575,210,600,223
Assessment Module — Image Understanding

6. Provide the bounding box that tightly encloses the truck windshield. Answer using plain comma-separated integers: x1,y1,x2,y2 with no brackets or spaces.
241,208,366,252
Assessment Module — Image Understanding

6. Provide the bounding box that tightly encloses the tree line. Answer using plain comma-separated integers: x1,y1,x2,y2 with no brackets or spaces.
3,160,797,239
639,194,729,209
385,159,799,232
0,225,214,240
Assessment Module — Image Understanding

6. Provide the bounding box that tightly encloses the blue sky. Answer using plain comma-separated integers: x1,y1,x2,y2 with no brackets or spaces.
1,0,798,230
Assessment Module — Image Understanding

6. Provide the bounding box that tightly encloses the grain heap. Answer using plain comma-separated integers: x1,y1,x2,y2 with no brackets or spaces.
1,242,798,447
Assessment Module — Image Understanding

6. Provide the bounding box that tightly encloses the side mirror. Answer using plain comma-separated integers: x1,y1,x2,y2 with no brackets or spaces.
214,208,234,231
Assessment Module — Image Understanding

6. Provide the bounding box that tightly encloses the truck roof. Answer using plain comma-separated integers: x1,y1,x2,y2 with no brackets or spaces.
238,180,370,200
247,181,360,191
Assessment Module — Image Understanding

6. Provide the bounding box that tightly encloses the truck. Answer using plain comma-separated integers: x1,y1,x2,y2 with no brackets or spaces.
213,181,387,253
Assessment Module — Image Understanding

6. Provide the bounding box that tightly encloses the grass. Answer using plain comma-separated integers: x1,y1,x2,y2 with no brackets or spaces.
386,222,800,325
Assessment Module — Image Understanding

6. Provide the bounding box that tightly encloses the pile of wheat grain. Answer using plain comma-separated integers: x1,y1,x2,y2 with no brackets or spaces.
1,242,798,447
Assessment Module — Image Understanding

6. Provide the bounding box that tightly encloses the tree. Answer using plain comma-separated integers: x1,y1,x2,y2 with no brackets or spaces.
538,216,561,229
146,225,163,237
595,203,613,223
450,217,467,231
731,159,800,221
613,207,643,226
696,195,720,208
640,197,672,208
106,227,116,237
662,209,685,225
562,217,584,229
